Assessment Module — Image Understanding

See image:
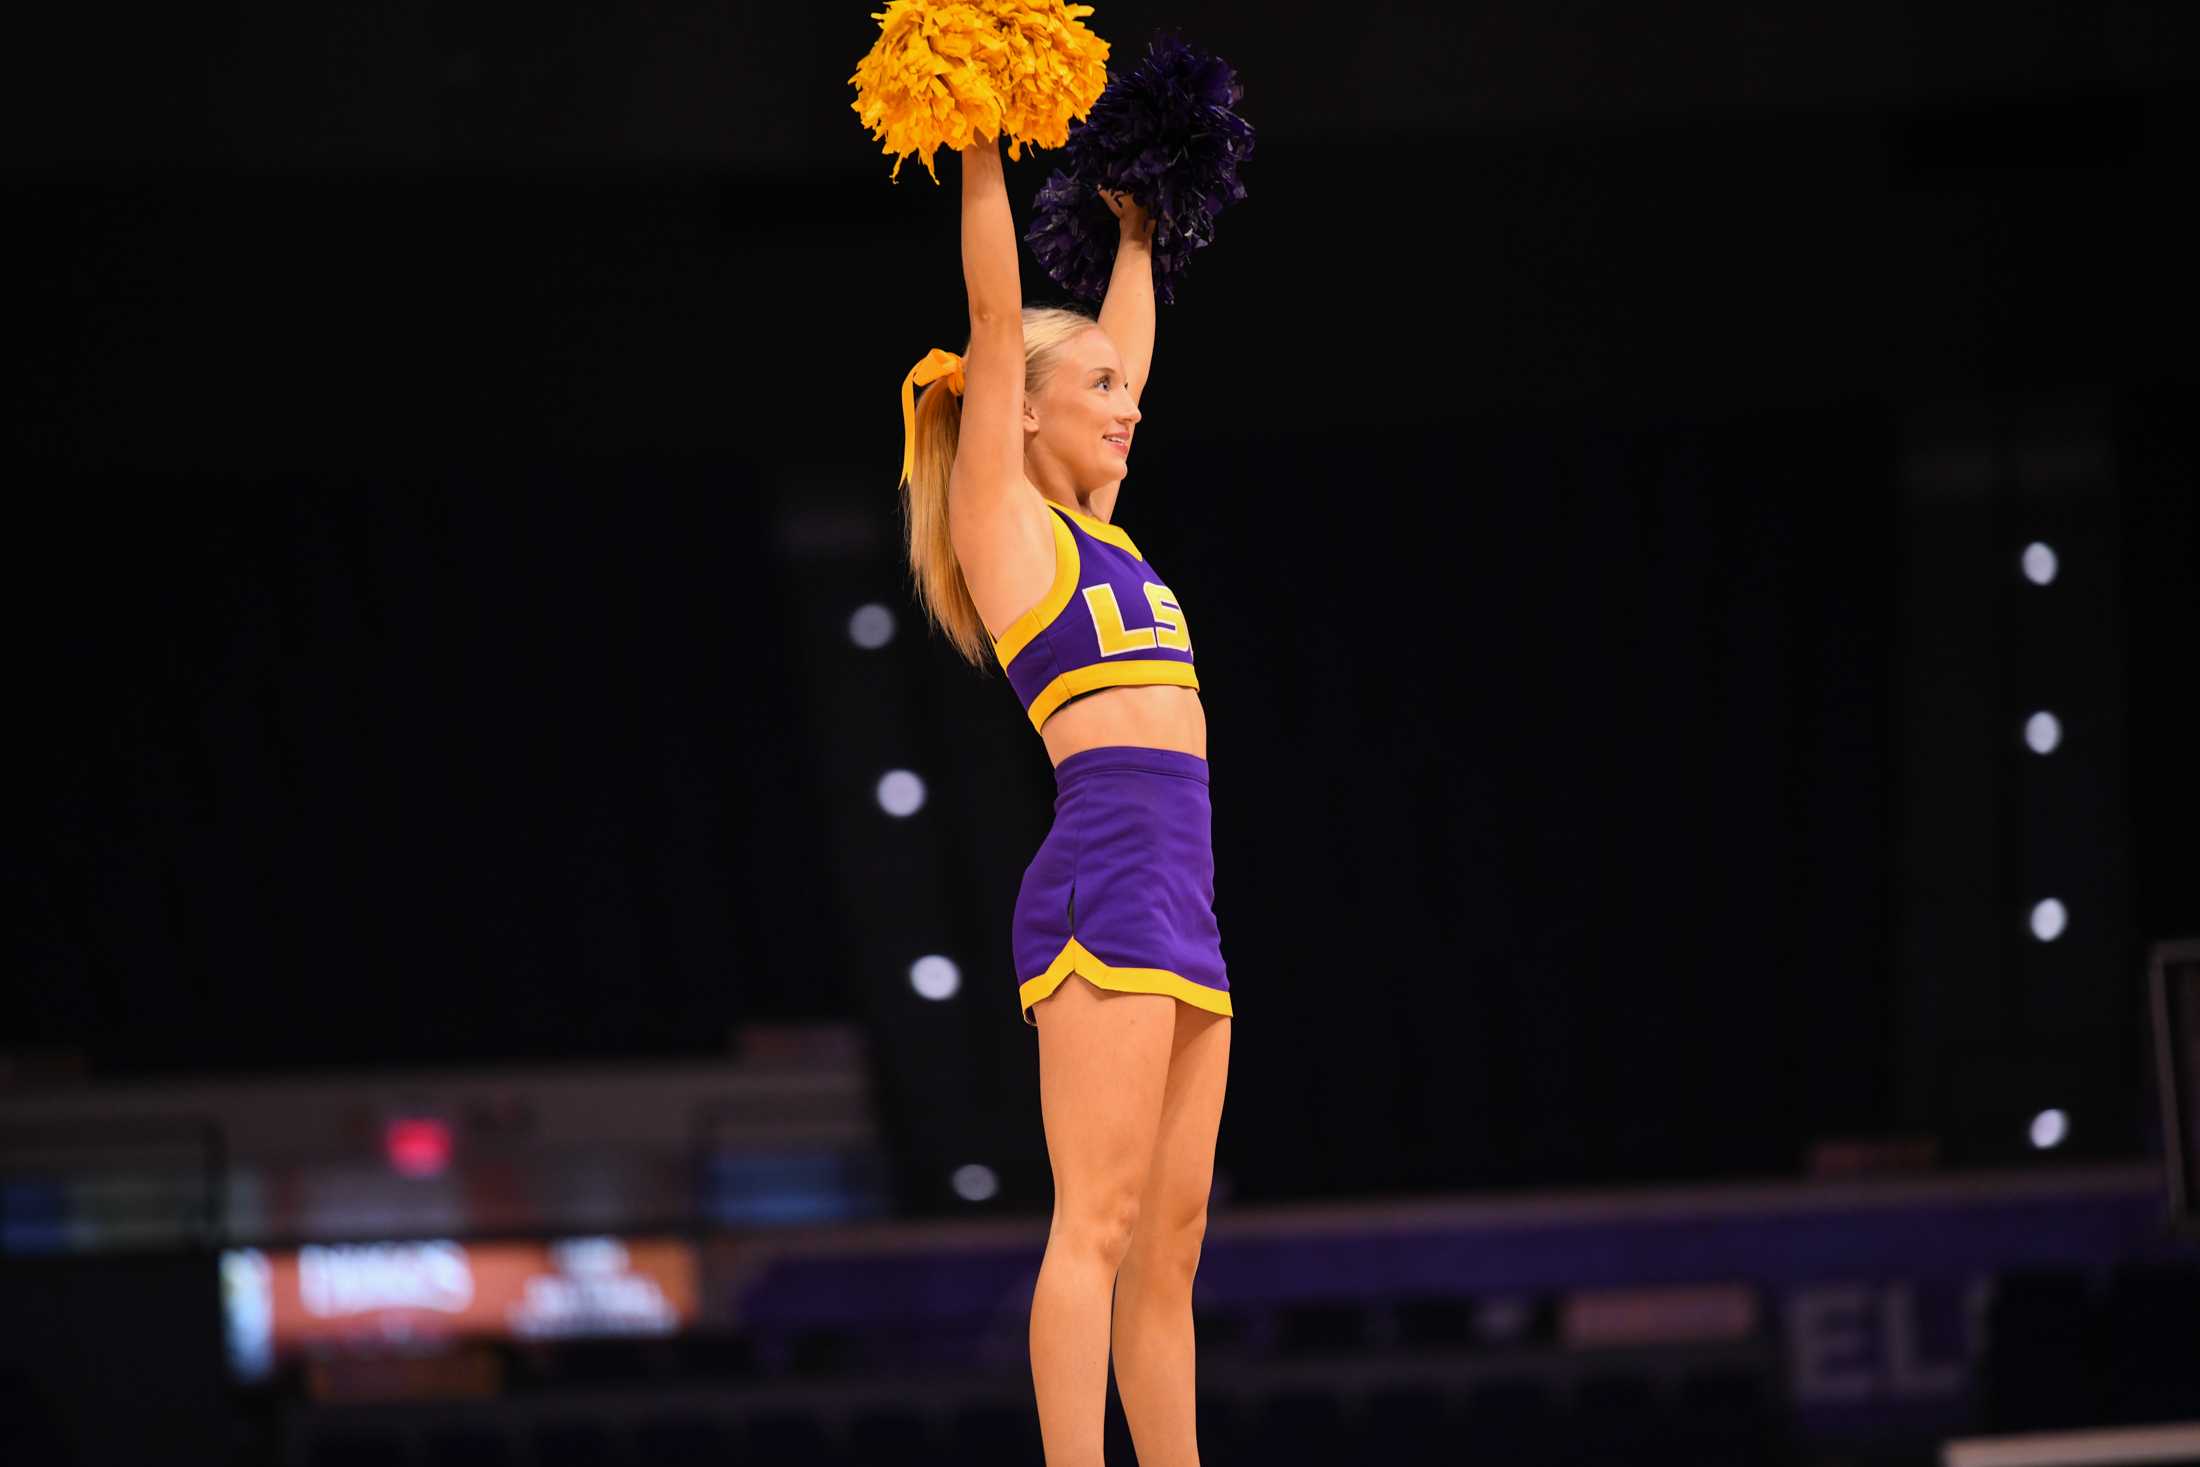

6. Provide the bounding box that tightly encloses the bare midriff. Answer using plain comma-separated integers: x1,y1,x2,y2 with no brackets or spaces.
1040,682,1207,767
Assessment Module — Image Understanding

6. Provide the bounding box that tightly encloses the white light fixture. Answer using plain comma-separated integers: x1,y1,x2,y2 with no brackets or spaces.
877,770,926,817
951,1163,1000,1202
910,954,961,1001
848,603,896,650
2020,542,2058,586
2029,898,2067,942
2023,711,2061,755
2028,1109,2069,1150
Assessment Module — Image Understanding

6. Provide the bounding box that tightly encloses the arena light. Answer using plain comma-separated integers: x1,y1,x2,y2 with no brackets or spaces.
2024,711,2061,755
848,602,896,650
909,954,961,1000
950,1163,1000,1202
876,770,926,817
2020,541,2058,586
383,1116,453,1179
2029,1109,2070,1150
2030,898,2068,942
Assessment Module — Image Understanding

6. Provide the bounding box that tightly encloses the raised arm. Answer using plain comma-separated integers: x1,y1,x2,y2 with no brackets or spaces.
961,132,1021,325
1097,196,1155,406
949,133,1027,522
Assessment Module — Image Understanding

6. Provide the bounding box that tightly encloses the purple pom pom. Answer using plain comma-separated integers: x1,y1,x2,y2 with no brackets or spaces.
1024,32,1255,306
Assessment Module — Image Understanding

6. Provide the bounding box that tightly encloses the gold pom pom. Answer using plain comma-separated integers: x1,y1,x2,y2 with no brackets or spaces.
848,0,1110,183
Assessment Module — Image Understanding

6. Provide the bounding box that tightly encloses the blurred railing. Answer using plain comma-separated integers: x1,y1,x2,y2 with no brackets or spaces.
0,1113,226,1253
0,1031,886,1253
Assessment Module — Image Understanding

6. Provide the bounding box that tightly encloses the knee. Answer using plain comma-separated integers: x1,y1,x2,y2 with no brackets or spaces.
1128,1202,1209,1285
1053,1192,1143,1268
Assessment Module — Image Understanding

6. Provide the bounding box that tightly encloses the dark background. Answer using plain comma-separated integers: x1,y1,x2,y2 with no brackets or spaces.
9,0,2197,1209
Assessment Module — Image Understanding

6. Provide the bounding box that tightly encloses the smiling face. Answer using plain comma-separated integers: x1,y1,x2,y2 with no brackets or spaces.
1023,325,1141,492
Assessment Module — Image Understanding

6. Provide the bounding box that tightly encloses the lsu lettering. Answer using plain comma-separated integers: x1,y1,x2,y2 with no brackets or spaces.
1083,582,1191,655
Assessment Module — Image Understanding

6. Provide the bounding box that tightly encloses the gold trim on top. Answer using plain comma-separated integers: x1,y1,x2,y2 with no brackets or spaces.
1020,937,1235,1027
991,510,1081,668
1051,501,1144,561
1027,660,1201,732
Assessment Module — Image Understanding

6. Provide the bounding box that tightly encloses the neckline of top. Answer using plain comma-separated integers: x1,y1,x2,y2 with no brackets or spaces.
1043,499,1144,560
1045,499,1113,532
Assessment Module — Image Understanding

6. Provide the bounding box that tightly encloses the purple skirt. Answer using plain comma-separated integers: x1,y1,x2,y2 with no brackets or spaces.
1012,745,1233,1027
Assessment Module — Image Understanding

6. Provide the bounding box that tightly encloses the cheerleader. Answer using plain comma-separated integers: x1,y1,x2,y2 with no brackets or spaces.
901,129,1229,1466
865,11,1253,1457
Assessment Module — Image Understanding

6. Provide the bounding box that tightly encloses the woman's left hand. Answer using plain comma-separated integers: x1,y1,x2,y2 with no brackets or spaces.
1097,187,1153,241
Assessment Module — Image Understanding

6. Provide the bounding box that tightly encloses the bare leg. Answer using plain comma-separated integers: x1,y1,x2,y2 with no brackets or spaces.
1031,975,1176,1466
1112,1001,1230,1467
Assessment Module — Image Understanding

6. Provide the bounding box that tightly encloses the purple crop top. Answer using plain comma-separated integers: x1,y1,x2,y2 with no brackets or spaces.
991,499,1199,733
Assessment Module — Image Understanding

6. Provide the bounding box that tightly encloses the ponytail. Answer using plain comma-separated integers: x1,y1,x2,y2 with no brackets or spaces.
898,304,1099,670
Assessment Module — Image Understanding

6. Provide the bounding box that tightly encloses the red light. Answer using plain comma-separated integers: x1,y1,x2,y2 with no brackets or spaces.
384,1117,453,1178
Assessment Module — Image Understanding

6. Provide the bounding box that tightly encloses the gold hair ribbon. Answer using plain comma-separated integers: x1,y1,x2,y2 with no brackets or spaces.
900,347,966,486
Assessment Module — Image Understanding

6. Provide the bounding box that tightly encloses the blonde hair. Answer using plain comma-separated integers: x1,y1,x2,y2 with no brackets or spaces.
901,305,1100,669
